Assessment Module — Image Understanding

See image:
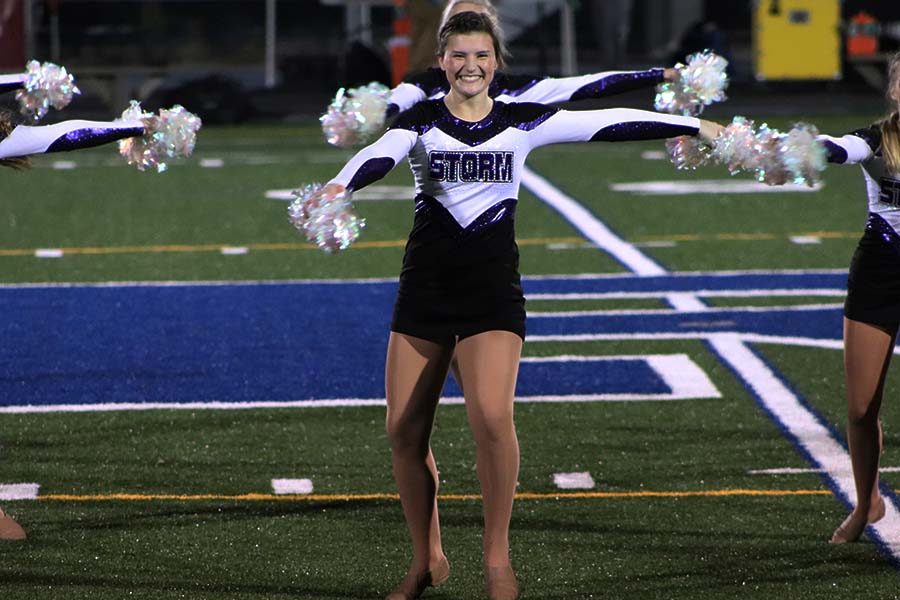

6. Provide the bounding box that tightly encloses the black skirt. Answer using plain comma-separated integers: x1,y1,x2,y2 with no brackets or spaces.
844,213,900,328
390,198,526,343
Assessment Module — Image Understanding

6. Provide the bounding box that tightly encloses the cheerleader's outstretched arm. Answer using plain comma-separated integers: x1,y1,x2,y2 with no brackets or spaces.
0,119,145,160
326,128,418,194
497,68,671,105
527,107,703,149
0,73,27,95
818,131,877,165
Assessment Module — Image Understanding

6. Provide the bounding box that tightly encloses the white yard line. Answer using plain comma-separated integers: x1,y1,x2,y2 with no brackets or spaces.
521,165,667,276
271,478,313,495
553,472,596,489
0,483,40,500
708,333,900,556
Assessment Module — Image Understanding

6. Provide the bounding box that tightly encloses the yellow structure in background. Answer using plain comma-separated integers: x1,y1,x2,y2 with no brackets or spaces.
753,0,842,80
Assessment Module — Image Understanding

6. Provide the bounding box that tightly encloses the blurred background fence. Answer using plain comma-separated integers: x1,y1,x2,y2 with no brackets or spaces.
2,0,900,123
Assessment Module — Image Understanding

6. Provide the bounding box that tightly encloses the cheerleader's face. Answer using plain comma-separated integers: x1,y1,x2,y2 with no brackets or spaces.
439,32,497,99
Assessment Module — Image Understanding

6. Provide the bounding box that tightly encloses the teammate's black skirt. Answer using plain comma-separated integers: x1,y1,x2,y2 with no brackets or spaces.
844,213,900,328
391,198,526,343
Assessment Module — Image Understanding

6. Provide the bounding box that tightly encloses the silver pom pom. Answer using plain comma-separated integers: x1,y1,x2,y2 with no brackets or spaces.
752,124,790,186
288,183,366,252
712,116,758,175
781,123,827,187
320,82,390,148
15,60,80,121
708,117,827,187
655,51,729,116
118,101,202,172
666,136,712,170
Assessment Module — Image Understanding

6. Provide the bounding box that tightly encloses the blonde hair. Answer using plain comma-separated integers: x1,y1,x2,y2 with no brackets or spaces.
440,0,499,28
0,113,30,171
437,8,508,68
880,51,900,172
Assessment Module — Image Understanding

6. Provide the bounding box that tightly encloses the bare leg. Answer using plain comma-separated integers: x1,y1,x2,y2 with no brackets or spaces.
831,317,896,543
0,506,26,540
384,332,454,594
455,331,522,568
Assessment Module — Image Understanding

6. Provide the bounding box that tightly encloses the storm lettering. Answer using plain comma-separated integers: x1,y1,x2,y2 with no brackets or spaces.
428,151,514,183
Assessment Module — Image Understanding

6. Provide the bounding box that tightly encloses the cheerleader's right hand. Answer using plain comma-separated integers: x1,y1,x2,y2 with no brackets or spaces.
320,183,347,201
698,119,724,145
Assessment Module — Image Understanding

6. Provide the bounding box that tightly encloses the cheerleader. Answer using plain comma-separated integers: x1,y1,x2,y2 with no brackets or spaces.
317,12,721,599
817,51,900,544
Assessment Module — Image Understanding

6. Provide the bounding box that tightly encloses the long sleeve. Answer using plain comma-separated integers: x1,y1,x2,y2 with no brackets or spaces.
527,108,699,149
386,68,446,118
0,119,145,160
386,83,429,119
0,73,26,95
328,128,417,191
818,129,878,165
385,67,666,119
495,69,666,104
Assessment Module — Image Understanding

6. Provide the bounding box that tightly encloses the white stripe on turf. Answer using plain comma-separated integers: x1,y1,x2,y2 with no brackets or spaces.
34,249,63,258
0,483,40,500
521,165,667,276
553,472,595,489
527,303,843,317
529,289,846,300
708,333,900,556
749,467,900,475
271,478,313,494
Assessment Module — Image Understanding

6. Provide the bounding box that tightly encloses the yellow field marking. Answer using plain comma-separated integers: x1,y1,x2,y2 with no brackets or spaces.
0,231,860,259
0,237,587,258
36,488,833,503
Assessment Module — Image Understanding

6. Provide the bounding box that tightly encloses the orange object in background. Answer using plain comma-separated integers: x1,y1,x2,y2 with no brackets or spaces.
389,0,411,86
847,11,879,57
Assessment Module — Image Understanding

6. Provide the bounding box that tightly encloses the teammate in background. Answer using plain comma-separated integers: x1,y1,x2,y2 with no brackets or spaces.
383,0,681,124
817,51,900,544
317,12,722,600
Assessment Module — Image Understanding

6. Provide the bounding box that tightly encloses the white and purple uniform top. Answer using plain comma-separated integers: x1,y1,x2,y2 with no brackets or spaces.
0,119,145,160
0,73,26,95
330,99,698,236
386,67,666,119
820,125,900,236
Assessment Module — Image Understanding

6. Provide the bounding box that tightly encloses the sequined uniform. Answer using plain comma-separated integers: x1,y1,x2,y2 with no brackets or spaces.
329,100,700,342
0,73,27,95
821,126,900,326
386,67,666,119
0,119,145,160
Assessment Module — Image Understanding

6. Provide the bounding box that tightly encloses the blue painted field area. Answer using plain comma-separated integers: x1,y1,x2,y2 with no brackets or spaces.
0,273,845,407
